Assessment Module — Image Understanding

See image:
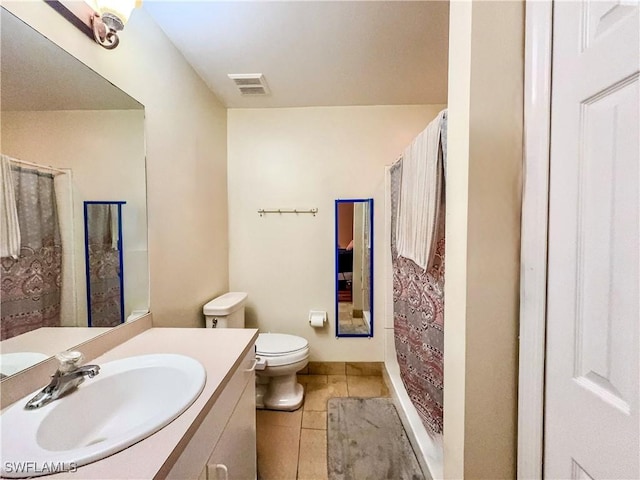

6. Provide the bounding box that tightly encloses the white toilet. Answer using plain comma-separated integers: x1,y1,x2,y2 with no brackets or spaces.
203,292,309,411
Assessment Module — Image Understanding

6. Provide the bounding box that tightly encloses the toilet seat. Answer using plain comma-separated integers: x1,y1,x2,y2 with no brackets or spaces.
256,333,309,367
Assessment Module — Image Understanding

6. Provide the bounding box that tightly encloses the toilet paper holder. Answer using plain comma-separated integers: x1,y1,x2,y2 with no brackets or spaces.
309,310,327,327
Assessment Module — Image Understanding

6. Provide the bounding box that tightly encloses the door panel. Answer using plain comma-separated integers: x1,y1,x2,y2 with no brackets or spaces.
545,1,639,478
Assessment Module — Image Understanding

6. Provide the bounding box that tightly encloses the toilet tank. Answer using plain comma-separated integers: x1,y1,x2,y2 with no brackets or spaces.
203,292,248,328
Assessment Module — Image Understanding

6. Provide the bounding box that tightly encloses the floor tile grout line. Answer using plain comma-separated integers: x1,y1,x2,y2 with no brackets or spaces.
295,409,303,480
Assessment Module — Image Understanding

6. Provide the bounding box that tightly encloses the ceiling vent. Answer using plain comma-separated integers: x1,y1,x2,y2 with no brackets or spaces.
228,74,270,96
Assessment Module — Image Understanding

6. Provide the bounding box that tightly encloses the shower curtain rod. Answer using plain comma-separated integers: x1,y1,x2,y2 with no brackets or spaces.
8,157,67,176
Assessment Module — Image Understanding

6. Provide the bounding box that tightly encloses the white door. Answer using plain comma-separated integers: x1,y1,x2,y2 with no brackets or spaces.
545,1,640,478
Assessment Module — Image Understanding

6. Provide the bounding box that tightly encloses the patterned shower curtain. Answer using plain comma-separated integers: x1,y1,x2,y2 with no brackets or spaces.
86,204,122,327
1,167,62,340
390,159,446,436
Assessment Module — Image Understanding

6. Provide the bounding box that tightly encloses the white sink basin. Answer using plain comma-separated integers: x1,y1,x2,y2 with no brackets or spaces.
0,354,206,478
0,352,49,377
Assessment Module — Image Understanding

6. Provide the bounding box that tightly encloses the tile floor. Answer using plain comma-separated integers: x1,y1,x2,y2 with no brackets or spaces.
337,302,369,335
256,362,389,480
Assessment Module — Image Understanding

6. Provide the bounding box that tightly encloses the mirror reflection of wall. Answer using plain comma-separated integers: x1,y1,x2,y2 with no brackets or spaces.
335,199,373,337
0,8,148,378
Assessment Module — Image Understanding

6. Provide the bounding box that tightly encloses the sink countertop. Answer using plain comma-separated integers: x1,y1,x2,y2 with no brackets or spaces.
23,327,258,479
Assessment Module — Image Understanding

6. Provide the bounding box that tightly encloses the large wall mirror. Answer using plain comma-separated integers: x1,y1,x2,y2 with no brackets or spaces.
335,199,373,337
0,8,148,378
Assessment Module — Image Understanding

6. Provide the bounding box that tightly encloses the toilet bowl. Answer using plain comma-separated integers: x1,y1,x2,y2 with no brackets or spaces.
203,292,309,411
255,333,309,411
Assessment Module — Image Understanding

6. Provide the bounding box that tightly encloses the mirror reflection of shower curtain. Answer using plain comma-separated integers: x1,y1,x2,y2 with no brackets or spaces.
0,162,62,340
84,202,124,327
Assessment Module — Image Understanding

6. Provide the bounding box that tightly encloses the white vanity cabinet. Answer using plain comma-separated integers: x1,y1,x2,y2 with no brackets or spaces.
205,377,256,480
167,347,257,480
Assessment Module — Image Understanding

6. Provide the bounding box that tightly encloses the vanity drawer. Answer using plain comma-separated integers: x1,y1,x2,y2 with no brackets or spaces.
165,346,256,480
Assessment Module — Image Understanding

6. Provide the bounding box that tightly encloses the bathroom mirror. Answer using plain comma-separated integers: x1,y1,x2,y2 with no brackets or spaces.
0,8,148,377
335,199,373,337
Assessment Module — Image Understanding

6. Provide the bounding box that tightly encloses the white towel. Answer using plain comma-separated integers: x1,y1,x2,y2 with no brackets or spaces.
0,155,21,258
395,110,446,270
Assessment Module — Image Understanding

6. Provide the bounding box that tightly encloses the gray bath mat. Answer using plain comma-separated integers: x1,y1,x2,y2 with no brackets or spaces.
327,398,425,480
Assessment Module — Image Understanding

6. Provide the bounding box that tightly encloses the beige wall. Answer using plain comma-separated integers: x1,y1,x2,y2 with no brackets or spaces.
444,1,524,478
3,2,229,328
227,105,444,361
2,110,147,325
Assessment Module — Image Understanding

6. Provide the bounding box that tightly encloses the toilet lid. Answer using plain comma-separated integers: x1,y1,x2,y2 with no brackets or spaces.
256,333,308,356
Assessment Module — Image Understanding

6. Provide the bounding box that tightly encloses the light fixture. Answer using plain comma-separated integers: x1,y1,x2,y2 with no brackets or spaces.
91,0,140,49
46,0,141,50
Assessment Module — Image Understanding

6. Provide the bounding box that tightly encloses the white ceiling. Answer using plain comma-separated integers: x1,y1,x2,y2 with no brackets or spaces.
1,7,142,112
144,1,449,108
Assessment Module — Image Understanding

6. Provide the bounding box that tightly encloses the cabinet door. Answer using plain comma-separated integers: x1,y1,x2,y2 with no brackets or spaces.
198,466,207,480
166,348,256,480
207,379,256,480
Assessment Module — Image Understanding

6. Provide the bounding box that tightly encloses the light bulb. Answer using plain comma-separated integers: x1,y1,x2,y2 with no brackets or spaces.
95,0,141,28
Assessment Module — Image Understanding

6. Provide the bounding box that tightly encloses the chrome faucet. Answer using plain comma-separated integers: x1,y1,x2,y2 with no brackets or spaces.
25,351,100,410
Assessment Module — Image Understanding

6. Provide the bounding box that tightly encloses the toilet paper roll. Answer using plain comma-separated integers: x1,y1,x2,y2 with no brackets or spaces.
309,310,326,327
